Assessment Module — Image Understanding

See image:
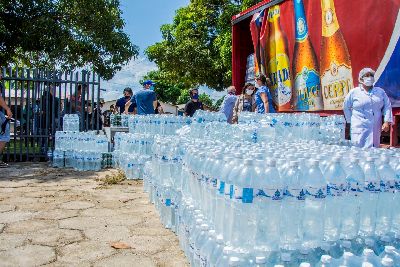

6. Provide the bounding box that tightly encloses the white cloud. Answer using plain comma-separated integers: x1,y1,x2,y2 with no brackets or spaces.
101,57,157,101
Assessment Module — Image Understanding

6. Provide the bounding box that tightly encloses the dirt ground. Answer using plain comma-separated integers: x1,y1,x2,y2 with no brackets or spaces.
0,163,188,267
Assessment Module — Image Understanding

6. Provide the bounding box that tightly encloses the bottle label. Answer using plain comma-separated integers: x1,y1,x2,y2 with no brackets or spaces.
380,180,395,193
365,181,380,193
285,188,306,201
255,188,284,201
217,180,225,195
327,182,345,197
348,181,363,197
294,67,323,111
321,0,340,37
234,186,254,203
321,62,353,110
224,182,232,198
306,186,327,199
210,177,217,189
269,54,292,107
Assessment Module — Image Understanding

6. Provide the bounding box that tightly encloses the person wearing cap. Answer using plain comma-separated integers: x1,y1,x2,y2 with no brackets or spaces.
219,86,238,124
116,87,135,114
0,72,12,168
184,88,204,117
125,80,157,115
255,74,276,114
344,68,393,148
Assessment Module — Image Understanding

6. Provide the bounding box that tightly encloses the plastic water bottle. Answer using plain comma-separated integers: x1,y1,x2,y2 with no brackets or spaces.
208,235,225,267
380,246,400,265
253,159,283,252
215,246,234,267
324,157,347,242
361,248,381,266
303,160,326,249
280,160,305,251
359,157,380,238
193,224,209,267
341,158,364,240
376,156,396,237
381,257,394,266
317,255,333,267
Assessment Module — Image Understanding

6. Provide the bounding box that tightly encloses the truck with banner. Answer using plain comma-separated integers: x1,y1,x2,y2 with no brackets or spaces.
231,0,400,146
231,0,400,112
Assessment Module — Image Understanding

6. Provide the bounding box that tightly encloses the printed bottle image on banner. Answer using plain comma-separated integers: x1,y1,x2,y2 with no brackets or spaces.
250,12,264,77
267,5,293,111
293,0,324,111
320,0,353,110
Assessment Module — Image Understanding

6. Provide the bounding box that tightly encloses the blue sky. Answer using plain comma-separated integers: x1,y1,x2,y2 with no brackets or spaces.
102,0,189,100
102,0,225,102
120,0,189,54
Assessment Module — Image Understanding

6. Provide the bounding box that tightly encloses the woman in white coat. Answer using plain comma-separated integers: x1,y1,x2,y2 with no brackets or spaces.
343,68,393,148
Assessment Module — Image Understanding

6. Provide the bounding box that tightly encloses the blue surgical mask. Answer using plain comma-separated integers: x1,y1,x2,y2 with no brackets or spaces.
150,85,155,91
192,94,199,100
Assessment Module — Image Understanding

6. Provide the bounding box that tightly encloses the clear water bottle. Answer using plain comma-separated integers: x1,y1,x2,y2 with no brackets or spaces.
302,160,326,249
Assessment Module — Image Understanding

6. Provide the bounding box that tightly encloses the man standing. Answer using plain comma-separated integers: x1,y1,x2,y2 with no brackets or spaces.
116,87,135,114
0,72,12,167
219,86,237,123
184,88,204,117
125,80,157,115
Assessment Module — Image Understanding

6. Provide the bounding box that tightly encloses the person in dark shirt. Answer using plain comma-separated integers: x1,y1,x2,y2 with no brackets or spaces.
116,87,135,114
184,88,204,117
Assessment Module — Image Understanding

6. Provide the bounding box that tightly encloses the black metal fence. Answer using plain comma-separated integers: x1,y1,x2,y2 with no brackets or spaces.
0,68,101,162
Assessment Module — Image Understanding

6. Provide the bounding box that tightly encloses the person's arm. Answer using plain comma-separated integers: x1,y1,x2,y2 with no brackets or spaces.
0,96,12,118
152,94,157,111
343,91,353,124
260,92,269,113
200,101,204,110
381,90,393,132
124,100,132,114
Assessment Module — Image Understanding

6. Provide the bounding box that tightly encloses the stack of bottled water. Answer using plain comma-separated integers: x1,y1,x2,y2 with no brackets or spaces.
53,130,109,171
63,114,80,131
110,114,130,127
238,112,347,144
128,115,191,135
112,132,153,179
139,111,400,267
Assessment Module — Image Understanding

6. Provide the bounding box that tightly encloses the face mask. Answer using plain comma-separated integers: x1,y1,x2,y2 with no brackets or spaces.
192,94,199,100
254,83,260,89
150,85,155,91
124,95,130,100
363,77,375,87
246,89,254,95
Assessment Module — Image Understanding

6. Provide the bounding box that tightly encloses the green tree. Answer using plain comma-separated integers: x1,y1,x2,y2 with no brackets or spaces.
145,0,262,91
0,0,138,80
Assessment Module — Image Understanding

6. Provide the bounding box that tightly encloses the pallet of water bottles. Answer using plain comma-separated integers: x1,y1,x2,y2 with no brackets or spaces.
52,131,111,171
139,111,400,267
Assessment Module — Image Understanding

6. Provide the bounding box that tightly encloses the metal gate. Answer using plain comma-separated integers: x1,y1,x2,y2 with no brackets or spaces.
0,67,101,162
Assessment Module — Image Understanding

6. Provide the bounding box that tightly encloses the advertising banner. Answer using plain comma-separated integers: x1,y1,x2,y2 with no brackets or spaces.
250,0,400,111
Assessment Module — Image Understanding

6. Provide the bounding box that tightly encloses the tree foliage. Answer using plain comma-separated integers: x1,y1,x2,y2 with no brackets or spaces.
145,0,262,91
0,0,138,80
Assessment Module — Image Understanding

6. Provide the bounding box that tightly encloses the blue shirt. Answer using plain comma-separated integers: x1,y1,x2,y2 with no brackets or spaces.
255,86,276,113
219,94,237,123
131,89,157,115
116,97,135,114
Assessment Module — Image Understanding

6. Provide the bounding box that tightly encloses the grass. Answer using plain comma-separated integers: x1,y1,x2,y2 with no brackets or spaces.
101,170,126,185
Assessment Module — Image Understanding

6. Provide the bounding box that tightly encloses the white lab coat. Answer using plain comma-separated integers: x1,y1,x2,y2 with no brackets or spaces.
343,86,393,148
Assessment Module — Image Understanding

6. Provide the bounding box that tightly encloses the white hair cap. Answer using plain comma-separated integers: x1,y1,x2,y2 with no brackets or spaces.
359,68,376,83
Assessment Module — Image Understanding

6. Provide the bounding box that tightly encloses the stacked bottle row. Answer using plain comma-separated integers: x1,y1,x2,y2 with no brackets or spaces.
53,131,109,171
128,115,191,135
110,114,130,127
143,133,400,266
238,113,346,144
112,133,153,180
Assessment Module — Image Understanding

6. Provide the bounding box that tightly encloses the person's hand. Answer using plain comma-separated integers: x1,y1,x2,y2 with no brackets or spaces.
382,122,390,132
5,108,12,118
